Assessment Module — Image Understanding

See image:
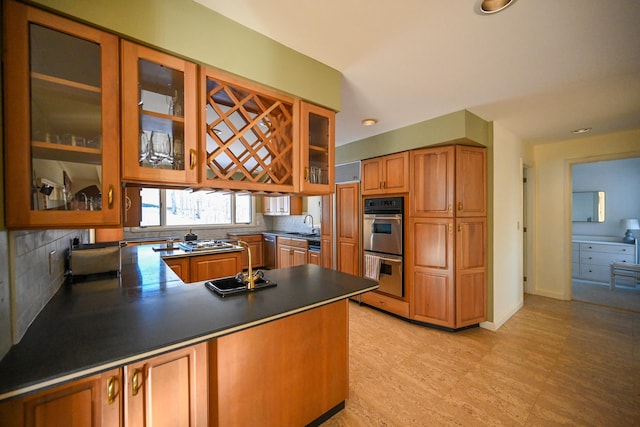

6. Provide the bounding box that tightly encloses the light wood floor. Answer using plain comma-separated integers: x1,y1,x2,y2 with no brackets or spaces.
324,295,640,426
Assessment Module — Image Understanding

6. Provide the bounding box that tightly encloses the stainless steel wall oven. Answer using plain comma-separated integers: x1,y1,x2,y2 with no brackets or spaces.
363,197,404,297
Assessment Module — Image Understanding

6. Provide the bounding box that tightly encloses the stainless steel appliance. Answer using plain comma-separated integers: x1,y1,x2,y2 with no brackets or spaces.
363,197,404,297
177,240,235,252
263,233,277,269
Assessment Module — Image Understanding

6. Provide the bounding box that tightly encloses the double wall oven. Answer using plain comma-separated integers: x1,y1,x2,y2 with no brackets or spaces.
363,197,404,298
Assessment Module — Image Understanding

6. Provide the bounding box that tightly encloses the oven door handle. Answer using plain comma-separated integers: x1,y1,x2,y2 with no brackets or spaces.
366,215,402,221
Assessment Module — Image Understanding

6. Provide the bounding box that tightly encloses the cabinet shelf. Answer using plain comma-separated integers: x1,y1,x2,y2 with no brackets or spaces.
32,72,101,98
140,110,185,135
31,141,102,164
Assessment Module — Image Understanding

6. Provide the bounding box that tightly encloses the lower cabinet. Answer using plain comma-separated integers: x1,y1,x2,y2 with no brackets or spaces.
0,369,121,427
359,291,409,318
226,233,263,269
308,250,321,265
125,343,208,427
277,237,308,268
164,257,190,283
190,252,242,282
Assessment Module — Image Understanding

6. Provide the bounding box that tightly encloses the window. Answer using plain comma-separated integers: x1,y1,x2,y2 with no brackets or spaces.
139,188,252,227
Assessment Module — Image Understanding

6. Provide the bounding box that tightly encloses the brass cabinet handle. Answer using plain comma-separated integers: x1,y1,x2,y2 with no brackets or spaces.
382,181,386,189
378,182,382,189
131,368,143,397
107,376,117,404
108,185,114,209
125,196,132,212
304,167,309,182
449,224,453,234
458,224,462,232
458,202,463,211
448,204,452,212
189,149,197,170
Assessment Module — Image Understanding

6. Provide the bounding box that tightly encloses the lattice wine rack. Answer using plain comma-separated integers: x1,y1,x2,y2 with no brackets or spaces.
203,74,295,192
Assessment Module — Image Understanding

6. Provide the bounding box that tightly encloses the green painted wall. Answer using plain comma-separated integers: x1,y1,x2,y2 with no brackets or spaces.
29,0,342,111
336,110,489,163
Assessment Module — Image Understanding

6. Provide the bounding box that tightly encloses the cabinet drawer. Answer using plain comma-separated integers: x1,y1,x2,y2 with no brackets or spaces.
277,237,308,248
580,242,635,256
579,264,610,282
360,291,409,317
580,252,634,266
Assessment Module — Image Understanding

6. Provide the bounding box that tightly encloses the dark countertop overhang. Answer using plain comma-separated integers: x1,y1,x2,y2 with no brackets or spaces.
0,245,377,400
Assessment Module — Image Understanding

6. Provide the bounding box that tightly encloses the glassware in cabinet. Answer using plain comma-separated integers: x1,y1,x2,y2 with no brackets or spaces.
121,40,198,185
3,1,120,228
299,101,335,194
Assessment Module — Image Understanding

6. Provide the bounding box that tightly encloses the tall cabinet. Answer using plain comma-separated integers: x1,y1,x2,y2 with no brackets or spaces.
3,1,121,228
408,145,487,329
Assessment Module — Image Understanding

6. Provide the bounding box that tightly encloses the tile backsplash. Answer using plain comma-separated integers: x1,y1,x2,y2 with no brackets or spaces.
9,229,89,343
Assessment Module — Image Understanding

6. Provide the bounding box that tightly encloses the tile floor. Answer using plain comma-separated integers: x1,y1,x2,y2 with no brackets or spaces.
324,295,640,426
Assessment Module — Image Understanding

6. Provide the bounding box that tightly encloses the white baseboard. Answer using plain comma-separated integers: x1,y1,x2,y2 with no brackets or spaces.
480,299,524,331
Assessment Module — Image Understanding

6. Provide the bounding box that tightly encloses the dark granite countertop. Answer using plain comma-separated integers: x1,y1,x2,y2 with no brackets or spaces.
0,245,377,400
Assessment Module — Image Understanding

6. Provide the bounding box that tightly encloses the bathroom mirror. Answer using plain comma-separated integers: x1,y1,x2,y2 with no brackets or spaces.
572,191,605,222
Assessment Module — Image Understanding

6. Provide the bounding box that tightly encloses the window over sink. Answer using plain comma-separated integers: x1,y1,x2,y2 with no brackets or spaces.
136,188,252,227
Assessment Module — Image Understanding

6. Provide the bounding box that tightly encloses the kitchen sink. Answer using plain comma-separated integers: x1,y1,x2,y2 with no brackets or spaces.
204,276,276,297
287,232,318,237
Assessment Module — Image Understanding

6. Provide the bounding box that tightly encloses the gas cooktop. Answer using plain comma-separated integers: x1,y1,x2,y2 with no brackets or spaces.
177,240,236,252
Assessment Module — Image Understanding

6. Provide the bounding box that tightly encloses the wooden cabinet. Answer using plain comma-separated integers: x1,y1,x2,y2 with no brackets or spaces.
0,368,122,427
125,343,207,427
359,291,409,318
262,195,302,216
227,234,264,269
321,194,334,269
410,145,486,217
299,102,335,194
308,250,321,265
277,237,308,268
121,40,198,186
164,257,190,282
190,251,242,282
408,145,487,328
361,152,409,195
336,183,360,276
3,0,121,229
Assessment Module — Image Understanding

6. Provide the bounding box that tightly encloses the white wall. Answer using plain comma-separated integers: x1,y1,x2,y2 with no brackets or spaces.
482,123,532,330
572,158,640,238
533,129,640,300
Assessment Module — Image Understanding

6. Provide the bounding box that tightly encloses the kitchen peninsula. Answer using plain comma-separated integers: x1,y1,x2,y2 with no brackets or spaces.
0,245,377,426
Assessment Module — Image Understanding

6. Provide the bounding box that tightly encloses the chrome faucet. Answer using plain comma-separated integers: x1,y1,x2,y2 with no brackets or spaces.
304,214,316,234
236,240,263,290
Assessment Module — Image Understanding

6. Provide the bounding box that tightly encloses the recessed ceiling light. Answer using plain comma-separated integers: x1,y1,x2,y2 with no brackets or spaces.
361,118,378,126
571,127,592,134
480,0,516,14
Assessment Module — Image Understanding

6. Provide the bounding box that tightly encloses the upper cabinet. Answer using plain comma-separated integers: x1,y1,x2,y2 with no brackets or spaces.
121,41,198,186
299,102,335,194
3,1,121,228
409,145,486,218
199,67,296,193
262,195,302,216
361,152,409,195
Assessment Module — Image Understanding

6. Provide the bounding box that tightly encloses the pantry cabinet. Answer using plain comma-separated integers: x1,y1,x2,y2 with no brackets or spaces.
0,368,122,426
121,40,198,186
299,102,335,194
321,194,333,269
3,0,121,229
336,182,360,276
125,343,207,427
408,145,487,328
361,152,409,195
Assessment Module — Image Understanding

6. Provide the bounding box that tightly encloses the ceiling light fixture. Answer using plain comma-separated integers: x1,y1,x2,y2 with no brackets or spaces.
361,118,378,126
571,127,592,134
480,0,516,14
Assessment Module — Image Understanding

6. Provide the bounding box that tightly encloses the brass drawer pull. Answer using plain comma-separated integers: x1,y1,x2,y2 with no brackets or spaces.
107,376,117,404
131,368,143,397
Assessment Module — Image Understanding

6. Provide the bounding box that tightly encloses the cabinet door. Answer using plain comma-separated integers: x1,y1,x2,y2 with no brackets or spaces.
381,152,409,193
409,218,455,327
336,183,360,275
299,102,335,194
455,146,487,217
455,217,487,327
164,257,190,282
4,1,121,228
121,40,198,185
410,146,455,217
0,369,121,427
321,194,333,269
278,245,292,269
292,248,308,267
361,158,382,195
190,252,241,282
308,250,321,265
125,343,207,427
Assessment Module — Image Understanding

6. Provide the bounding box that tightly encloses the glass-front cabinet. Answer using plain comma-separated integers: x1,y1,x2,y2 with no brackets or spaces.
4,1,121,228
121,41,198,185
299,102,335,194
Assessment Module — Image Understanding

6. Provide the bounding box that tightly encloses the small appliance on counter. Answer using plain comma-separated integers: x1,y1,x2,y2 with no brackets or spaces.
184,229,198,241
68,240,122,282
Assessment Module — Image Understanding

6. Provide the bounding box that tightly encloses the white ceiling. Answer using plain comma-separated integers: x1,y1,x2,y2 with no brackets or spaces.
195,0,640,146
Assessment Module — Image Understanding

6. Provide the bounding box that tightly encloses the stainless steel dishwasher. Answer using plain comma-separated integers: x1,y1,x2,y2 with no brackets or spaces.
263,233,277,269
